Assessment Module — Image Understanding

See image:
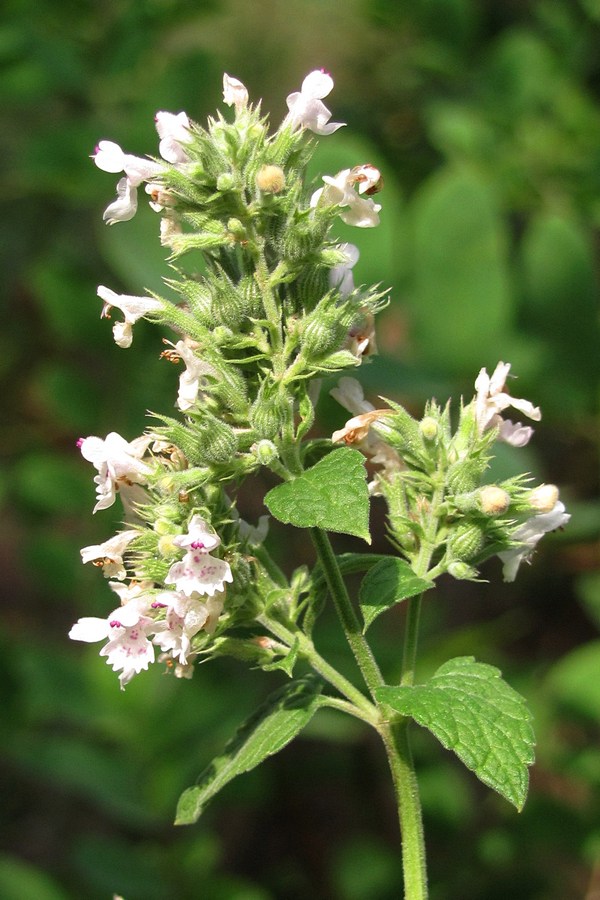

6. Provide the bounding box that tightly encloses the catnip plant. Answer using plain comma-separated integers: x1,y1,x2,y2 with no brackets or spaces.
71,70,570,899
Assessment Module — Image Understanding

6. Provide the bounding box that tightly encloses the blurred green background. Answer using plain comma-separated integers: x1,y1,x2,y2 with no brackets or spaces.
1,0,599,897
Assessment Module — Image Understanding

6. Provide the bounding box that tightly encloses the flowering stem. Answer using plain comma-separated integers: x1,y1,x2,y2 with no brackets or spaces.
310,527,384,697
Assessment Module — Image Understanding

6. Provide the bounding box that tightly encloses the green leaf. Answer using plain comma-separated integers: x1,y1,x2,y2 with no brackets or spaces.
359,558,433,632
376,657,535,810
264,448,370,541
175,676,326,825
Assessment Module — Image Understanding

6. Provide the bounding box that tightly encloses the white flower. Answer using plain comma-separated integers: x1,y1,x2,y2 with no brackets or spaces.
154,111,193,164
223,73,249,114
346,312,378,360
93,141,163,186
330,377,401,492
68,582,156,689
330,243,359,296
78,431,153,513
163,339,215,411
330,376,374,418
159,215,183,248
166,516,233,597
498,500,570,582
350,163,383,195
237,514,269,547
145,181,175,213
103,177,138,225
97,285,163,348
166,555,233,598
285,69,345,135
330,378,389,447
152,591,223,664
80,530,138,580
311,169,381,227
474,362,541,447
173,515,221,553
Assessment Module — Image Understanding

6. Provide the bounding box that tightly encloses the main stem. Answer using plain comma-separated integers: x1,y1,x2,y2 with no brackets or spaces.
384,477,444,898
310,527,384,697
381,715,428,900
381,591,428,900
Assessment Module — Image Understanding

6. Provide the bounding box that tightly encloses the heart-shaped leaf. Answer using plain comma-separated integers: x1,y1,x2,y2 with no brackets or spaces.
265,448,370,541
376,657,535,810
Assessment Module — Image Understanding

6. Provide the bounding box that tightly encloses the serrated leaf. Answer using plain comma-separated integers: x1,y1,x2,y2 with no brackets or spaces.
175,676,326,825
376,657,535,810
359,558,433,631
264,448,370,541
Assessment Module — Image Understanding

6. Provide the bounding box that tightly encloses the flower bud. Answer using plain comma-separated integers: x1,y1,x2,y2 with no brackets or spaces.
447,561,479,580
448,522,486,561
158,534,178,556
252,440,279,466
196,417,237,463
528,483,559,513
249,382,288,439
213,326,234,344
479,485,511,516
420,416,438,441
302,313,349,358
216,173,235,192
227,218,246,240
256,165,286,194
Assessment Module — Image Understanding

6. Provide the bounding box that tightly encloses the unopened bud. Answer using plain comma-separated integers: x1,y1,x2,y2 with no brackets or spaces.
479,486,511,516
420,416,438,440
302,314,348,358
448,522,486,561
529,483,559,513
213,326,234,344
256,165,286,194
447,561,479,580
154,518,175,536
227,218,246,240
216,173,235,192
197,418,237,463
158,534,178,556
252,440,279,465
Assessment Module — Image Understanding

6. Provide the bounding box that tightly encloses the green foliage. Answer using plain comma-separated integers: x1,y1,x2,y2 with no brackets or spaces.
264,448,370,541
377,657,535,810
175,676,326,825
359,558,433,631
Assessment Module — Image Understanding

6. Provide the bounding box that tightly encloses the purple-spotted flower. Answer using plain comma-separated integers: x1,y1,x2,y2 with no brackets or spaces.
166,516,233,597
152,591,223,664
68,581,156,688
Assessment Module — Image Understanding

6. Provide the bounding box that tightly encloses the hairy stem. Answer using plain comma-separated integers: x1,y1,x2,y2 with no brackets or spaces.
310,527,384,697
